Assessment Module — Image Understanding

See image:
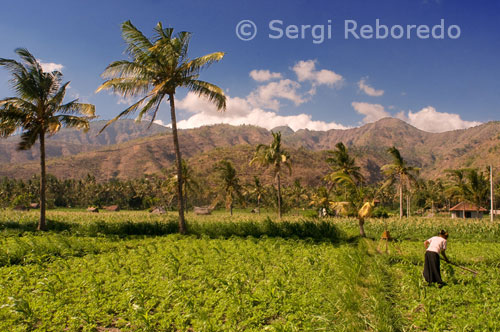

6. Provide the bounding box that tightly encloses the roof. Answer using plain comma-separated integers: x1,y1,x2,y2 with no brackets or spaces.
450,201,487,212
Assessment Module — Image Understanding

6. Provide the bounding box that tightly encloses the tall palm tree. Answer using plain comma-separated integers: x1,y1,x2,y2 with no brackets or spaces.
250,132,292,219
96,21,226,234
381,146,419,219
214,160,243,216
0,48,95,230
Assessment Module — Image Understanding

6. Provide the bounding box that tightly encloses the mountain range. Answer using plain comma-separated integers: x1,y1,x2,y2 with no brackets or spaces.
0,118,499,185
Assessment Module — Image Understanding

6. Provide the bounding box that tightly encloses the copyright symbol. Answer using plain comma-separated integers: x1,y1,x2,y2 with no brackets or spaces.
236,20,257,41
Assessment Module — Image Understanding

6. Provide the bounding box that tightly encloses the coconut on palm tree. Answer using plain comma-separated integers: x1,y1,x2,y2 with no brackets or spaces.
96,21,226,233
0,48,95,230
250,132,291,219
382,146,419,219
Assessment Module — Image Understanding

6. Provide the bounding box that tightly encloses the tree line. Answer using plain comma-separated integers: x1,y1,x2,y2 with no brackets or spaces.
1,21,497,235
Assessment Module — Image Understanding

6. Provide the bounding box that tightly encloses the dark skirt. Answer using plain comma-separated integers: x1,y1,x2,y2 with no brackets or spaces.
423,251,443,284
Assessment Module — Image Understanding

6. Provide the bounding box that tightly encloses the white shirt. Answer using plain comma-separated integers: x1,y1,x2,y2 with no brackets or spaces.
426,236,447,254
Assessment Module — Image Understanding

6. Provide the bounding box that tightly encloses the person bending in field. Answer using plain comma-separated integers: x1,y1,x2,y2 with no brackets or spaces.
423,230,450,286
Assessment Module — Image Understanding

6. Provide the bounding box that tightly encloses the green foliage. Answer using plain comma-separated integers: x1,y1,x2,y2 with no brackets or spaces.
0,210,500,330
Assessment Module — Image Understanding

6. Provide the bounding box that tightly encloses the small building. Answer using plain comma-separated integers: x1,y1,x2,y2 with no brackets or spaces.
450,202,487,219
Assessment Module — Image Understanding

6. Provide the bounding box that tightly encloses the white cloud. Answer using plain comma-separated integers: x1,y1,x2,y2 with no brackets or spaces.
292,60,343,88
173,92,349,131
351,102,391,124
396,106,481,132
38,60,64,73
358,78,384,97
249,69,282,82
153,119,168,127
247,79,306,111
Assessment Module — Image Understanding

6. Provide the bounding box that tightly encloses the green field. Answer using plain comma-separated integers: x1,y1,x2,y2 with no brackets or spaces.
1,210,499,331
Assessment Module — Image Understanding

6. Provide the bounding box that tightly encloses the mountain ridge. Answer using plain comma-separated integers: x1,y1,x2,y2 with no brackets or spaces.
0,118,498,184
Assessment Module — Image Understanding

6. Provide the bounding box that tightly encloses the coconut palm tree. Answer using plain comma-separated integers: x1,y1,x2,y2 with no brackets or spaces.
214,160,243,216
250,132,292,219
165,159,200,213
324,142,364,199
247,176,265,214
0,48,95,230
96,21,226,234
325,142,364,184
466,169,489,217
382,146,419,219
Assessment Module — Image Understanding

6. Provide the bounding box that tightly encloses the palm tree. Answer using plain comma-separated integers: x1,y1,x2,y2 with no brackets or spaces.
96,21,226,234
247,176,265,214
382,146,419,219
466,169,489,217
0,48,95,230
325,142,364,184
165,159,200,213
250,132,292,219
324,142,364,199
214,160,243,216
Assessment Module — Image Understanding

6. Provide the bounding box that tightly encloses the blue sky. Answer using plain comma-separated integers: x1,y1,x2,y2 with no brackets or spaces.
0,0,499,132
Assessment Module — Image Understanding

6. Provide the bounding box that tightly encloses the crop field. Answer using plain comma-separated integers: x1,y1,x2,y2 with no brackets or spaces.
1,210,499,331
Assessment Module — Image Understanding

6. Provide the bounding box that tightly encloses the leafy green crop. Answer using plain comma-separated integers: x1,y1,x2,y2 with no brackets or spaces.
0,209,499,331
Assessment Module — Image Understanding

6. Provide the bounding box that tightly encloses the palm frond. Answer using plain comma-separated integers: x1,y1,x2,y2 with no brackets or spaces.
98,95,148,134
185,79,226,111
180,52,225,76
121,20,154,59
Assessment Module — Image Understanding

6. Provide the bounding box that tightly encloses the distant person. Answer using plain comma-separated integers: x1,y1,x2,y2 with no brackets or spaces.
423,230,450,286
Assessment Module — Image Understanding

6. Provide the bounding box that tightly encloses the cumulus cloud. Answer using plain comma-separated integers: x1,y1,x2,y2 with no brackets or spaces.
247,79,306,110
153,119,168,127
173,92,349,131
249,69,282,82
292,60,343,88
351,102,391,124
358,78,384,97
38,60,64,72
395,106,481,132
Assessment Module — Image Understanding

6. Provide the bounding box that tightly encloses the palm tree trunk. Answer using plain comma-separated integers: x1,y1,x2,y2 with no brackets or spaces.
257,196,261,214
184,185,188,214
407,194,410,218
358,217,366,237
38,132,47,231
277,173,282,219
169,94,186,234
399,182,403,219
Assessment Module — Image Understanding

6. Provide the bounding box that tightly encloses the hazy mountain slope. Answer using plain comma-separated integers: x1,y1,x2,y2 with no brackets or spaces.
0,119,167,163
0,119,499,182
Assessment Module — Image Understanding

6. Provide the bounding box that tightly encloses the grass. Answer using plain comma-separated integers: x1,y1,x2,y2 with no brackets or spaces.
0,209,499,331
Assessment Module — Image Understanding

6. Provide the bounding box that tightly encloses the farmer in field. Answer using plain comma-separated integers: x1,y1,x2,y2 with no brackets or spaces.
423,230,450,286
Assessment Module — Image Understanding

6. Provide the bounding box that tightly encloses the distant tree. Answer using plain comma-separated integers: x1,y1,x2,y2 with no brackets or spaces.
466,169,489,216
250,132,292,219
382,146,419,219
325,142,364,186
165,160,200,212
308,186,330,212
214,160,243,216
0,48,95,230
97,21,226,234
288,178,309,211
444,169,469,205
247,176,265,214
